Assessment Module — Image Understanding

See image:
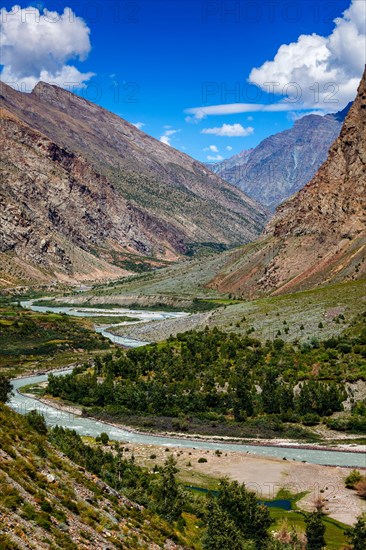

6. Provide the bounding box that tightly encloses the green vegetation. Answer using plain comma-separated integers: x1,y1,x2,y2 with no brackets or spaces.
45,325,366,437
33,296,221,313
203,478,272,549
0,403,194,548
345,470,364,489
347,514,366,549
0,303,111,376
0,375,12,403
0,401,363,548
305,512,326,550
184,242,230,257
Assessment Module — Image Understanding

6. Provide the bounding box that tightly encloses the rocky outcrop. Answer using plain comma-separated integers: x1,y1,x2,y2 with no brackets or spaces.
0,82,268,285
210,104,351,210
209,68,366,297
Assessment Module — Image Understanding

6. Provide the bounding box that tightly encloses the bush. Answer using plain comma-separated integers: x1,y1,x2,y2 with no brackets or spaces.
302,413,321,426
345,470,364,489
198,457,207,463
99,432,109,445
26,410,48,435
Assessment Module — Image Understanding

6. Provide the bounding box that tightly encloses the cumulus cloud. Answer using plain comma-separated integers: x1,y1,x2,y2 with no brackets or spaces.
207,154,224,161
202,124,254,137
159,128,180,146
132,122,146,130
249,0,366,109
226,146,233,151
0,5,94,89
203,145,219,152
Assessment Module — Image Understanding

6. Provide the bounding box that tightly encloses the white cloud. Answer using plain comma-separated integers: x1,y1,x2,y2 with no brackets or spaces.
132,122,145,130
226,146,233,151
184,102,312,121
207,155,224,161
164,129,180,136
0,5,94,89
160,136,171,145
202,124,254,137
249,0,366,109
203,145,219,152
159,128,181,146
247,116,254,121
288,110,327,122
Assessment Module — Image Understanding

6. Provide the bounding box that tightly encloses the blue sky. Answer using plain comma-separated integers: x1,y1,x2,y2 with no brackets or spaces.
1,0,365,162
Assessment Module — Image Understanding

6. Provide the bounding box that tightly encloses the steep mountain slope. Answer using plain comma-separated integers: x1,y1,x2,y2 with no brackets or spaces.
0,404,183,549
209,104,351,210
209,68,366,297
0,82,268,285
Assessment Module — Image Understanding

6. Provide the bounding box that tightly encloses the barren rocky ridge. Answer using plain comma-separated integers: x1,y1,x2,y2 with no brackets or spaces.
210,67,366,297
0,81,268,284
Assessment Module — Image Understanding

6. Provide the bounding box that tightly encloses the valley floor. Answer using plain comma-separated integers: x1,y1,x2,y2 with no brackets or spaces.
98,440,366,527
19,392,366,525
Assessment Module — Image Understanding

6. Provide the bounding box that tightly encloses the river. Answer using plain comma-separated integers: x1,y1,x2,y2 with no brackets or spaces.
8,301,366,468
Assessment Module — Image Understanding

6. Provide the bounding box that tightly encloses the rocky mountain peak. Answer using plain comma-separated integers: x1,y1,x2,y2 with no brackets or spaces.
209,67,366,297
208,102,352,211
270,65,366,240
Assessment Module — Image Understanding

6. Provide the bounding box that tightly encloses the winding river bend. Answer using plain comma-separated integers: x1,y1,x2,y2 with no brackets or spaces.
9,301,366,468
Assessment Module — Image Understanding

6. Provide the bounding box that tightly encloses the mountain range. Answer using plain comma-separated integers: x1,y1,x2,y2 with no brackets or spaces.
209,67,366,297
209,103,352,210
0,82,267,285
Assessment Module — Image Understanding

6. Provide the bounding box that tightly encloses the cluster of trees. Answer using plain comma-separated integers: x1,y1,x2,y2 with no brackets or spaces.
0,308,110,361
46,423,366,549
46,328,352,428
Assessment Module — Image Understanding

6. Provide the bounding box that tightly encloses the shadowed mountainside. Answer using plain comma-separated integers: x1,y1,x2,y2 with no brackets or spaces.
0,82,268,285
209,68,366,297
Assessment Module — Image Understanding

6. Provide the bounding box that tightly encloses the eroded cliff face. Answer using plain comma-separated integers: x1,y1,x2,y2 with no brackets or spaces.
209,68,366,297
0,109,186,284
0,80,268,286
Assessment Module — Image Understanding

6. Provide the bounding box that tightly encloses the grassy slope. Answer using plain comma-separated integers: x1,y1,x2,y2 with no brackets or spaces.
0,405,184,550
102,279,366,346
0,304,112,377
206,279,366,342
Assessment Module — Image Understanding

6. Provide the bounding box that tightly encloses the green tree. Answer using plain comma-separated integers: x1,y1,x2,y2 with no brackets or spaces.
100,432,109,445
212,479,272,547
347,513,366,550
305,512,325,550
154,455,184,521
0,375,12,403
26,410,47,435
203,495,254,549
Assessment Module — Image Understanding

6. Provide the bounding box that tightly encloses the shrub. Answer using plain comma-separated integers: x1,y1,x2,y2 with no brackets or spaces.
345,470,364,489
99,432,109,445
198,457,207,463
26,410,48,435
302,413,321,426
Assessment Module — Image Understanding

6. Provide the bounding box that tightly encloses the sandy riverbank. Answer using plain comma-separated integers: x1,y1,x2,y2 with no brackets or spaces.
113,441,366,526
17,392,366,525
